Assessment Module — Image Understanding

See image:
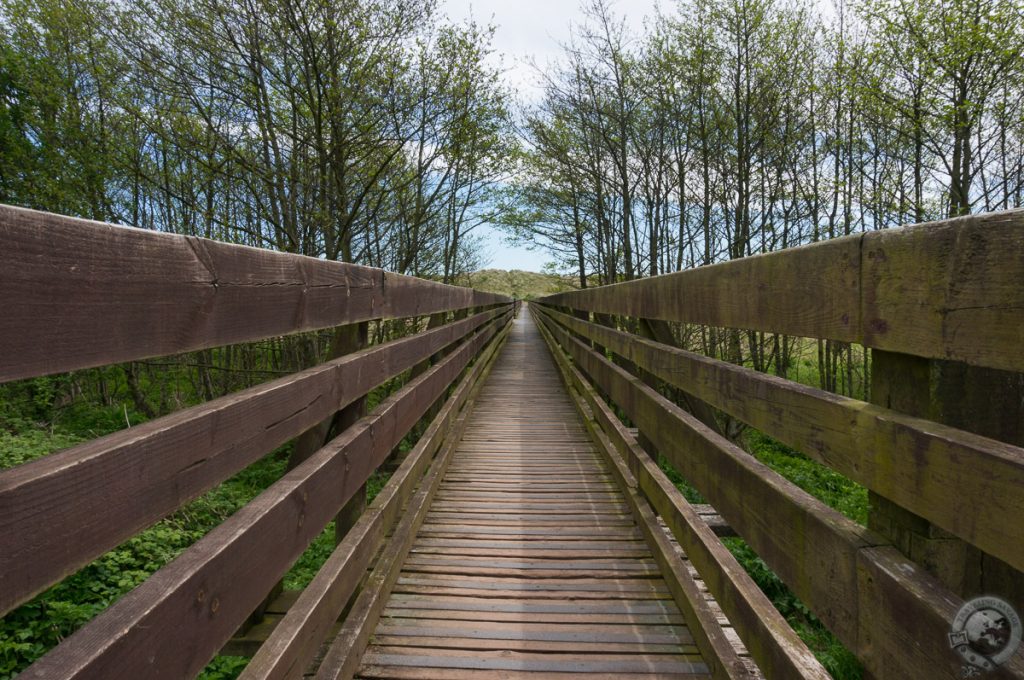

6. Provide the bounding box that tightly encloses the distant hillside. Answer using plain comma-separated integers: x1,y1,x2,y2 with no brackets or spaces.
458,269,579,300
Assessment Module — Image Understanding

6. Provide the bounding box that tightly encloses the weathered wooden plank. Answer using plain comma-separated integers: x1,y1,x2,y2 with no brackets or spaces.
537,312,1013,680
0,204,511,382
0,308,506,617
412,538,646,550
861,210,1024,371
237,313,512,680
409,548,651,560
369,634,691,654
425,502,632,512
390,586,670,601
379,595,678,614
18,318,504,680
356,667,710,680
425,518,631,529
542,233,861,342
393,575,667,593
541,209,1024,371
401,556,659,571
358,648,708,675
433,491,623,500
534,305,1024,573
379,608,688,625
375,617,686,639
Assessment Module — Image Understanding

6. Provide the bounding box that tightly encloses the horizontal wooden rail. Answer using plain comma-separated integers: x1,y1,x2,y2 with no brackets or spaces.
20,312,511,679
541,210,1024,371
239,313,511,680
535,310,1024,680
534,306,1024,574
0,204,510,382
534,310,827,680
0,307,509,616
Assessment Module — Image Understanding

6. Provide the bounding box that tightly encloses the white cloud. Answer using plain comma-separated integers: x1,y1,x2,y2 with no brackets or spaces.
442,0,661,99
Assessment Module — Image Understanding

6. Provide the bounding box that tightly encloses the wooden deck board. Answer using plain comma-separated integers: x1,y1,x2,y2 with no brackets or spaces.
356,310,711,678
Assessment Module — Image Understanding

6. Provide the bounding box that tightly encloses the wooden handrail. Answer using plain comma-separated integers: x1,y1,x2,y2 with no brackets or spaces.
6,202,1020,680
540,209,1024,372
533,211,1024,679
0,207,516,679
0,204,510,382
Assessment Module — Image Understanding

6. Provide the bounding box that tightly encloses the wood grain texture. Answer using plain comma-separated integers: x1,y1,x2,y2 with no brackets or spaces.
541,209,1024,370
0,204,511,381
0,308,506,617
534,305,1024,573
862,210,1024,372
239,312,512,680
536,311,1018,680
17,316,506,680
535,308,826,680
542,233,861,342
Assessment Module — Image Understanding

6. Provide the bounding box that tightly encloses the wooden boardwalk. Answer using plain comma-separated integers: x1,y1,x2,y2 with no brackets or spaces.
355,309,710,679
6,209,1022,680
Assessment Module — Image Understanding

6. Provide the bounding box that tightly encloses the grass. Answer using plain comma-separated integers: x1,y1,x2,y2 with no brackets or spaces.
743,430,868,526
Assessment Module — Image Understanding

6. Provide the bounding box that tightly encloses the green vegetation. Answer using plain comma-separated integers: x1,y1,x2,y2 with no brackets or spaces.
721,536,862,679
457,269,578,300
0,397,284,679
745,431,868,525
659,427,867,679
508,0,1023,288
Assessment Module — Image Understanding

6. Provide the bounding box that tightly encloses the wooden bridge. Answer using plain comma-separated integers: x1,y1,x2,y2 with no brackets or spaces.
1,204,1022,679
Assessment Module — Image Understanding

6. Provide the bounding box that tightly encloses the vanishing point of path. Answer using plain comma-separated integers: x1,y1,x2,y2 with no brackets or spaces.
355,308,709,679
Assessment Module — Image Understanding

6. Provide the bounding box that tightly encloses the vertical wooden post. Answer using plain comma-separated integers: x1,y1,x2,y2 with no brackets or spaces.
386,310,456,472
869,350,1024,602
241,321,369,632
637,318,726,441
325,322,370,545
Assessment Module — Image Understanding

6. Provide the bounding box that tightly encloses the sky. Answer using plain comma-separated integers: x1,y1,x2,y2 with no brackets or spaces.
443,0,662,272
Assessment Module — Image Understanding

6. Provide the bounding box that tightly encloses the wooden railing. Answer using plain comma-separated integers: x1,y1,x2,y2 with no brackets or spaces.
0,205,516,678
534,209,1024,680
